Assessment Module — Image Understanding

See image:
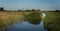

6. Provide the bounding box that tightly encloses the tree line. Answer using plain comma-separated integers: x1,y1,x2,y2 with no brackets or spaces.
0,7,40,12
0,7,60,12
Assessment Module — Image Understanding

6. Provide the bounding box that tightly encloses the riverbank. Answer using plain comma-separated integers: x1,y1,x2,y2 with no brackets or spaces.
0,11,41,30
44,12,60,31
24,11,41,25
0,11,31,26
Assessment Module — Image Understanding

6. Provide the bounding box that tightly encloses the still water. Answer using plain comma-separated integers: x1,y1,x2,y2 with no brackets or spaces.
6,20,48,31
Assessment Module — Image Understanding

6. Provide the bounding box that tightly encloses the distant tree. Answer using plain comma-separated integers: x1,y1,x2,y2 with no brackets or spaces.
0,7,4,11
37,9,40,11
18,10,22,12
56,10,60,12
25,10,31,12
32,9,36,11
52,10,60,12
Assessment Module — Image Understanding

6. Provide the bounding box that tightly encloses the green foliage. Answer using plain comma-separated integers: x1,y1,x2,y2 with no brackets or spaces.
32,9,36,11
0,7,4,11
25,10,32,12
24,11,41,25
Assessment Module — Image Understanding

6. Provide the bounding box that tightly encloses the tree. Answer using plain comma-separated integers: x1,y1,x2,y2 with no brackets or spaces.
0,7,4,11
18,10,22,12
25,10,31,12
37,9,40,11
32,9,36,11
56,10,60,12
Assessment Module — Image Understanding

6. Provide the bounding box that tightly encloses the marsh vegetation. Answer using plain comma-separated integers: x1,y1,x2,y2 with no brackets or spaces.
23,11,41,25
0,9,42,31
44,11,60,31
0,7,60,31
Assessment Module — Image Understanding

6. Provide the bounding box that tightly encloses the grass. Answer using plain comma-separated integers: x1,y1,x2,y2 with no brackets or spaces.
0,11,34,31
0,11,42,30
44,12,60,31
0,11,28,30
24,11,42,25
1,11,60,31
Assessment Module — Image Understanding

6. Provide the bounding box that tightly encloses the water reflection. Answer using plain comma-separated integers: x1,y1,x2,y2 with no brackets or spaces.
27,20,40,25
7,20,48,31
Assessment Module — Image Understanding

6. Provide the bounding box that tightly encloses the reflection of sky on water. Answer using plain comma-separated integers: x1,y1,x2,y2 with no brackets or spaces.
7,20,48,31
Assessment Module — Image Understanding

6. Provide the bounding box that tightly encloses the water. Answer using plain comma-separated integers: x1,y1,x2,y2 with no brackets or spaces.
7,20,48,31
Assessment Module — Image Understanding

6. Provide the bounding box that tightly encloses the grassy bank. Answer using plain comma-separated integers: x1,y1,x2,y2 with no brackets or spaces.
0,11,24,29
23,11,42,25
44,12,60,31
0,11,42,30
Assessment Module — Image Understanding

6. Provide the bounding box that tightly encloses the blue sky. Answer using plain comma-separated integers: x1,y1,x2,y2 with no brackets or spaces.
0,0,60,10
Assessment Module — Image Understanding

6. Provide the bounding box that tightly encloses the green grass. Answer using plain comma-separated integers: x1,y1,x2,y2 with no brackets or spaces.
44,12,60,31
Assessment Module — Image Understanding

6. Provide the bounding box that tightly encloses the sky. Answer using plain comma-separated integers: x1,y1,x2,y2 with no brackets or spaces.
0,0,60,10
